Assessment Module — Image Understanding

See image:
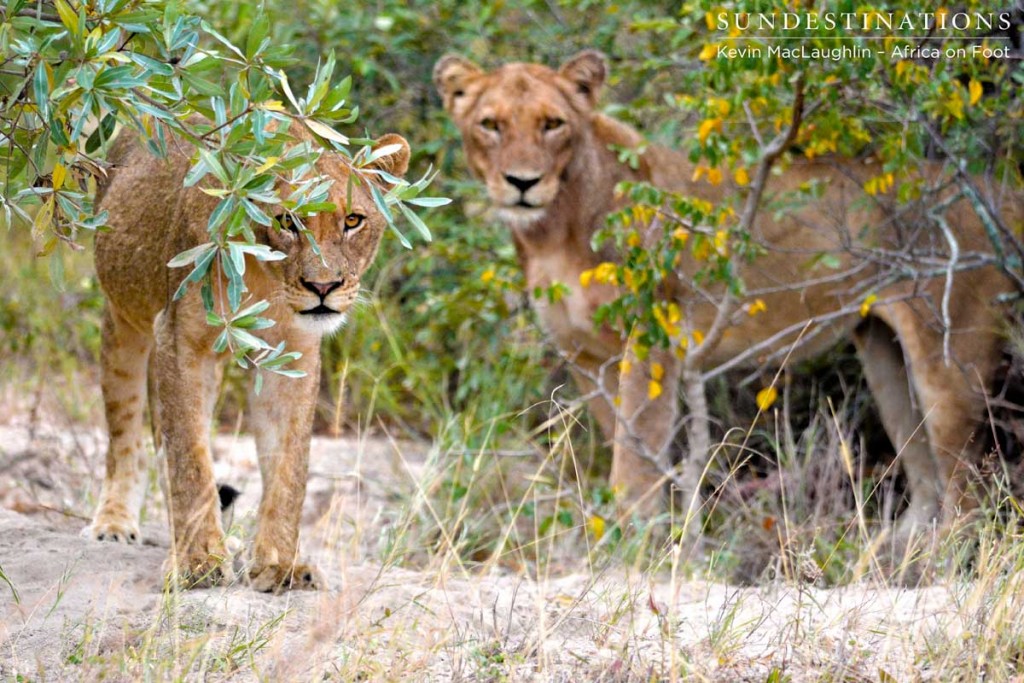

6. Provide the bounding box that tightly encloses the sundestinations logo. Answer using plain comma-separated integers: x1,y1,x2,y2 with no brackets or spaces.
709,10,1015,61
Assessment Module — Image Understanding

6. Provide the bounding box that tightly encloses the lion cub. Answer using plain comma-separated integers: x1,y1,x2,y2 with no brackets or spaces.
86,121,409,591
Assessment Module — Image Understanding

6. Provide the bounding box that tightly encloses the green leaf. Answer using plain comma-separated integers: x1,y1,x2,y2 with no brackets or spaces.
227,241,247,278
172,247,217,301
206,196,236,233
54,0,78,34
303,118,349,146
33,63,50,120
213,329,229,353
398,202,432,243
361,142,403,166
85,113,117,154
246,14,270,59
232,242,286,261
270,369,306,378
368,182,394,224
130,53,175,76
182,71,224,97
167,242,215,268
404,197,452,208
48,251,65,291
197,149,229,185
241,199,272,227
229,326,267,351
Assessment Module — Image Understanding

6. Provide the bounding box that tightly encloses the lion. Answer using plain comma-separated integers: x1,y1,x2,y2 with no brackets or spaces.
85,119,410,591
434,50,1023,537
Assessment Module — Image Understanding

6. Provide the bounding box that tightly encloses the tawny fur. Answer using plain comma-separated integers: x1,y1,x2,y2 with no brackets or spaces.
87,120,410,591
435,51,1023,534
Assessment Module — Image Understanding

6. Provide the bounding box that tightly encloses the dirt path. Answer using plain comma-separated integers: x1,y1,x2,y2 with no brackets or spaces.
0,423,1002,681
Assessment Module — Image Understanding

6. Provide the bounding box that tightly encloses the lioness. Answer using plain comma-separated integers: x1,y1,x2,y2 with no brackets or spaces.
435,50,1022,535
86,120,410,591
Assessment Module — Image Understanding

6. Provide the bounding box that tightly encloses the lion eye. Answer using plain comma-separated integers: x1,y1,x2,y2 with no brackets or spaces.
543,117,565,132
278,213,300,234
343,213,365,232
479,118,499,133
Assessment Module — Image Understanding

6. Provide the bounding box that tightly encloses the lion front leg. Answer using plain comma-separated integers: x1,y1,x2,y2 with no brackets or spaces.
611,336,681,518
246,348,324,593
155,310,234,589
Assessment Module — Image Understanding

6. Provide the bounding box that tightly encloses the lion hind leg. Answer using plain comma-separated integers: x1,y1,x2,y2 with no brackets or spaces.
906,328,1000,524
862,308,1001,536
85,307,152,544
854,317,942,538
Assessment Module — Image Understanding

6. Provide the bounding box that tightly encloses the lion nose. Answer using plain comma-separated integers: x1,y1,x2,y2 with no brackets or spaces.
301,279,345,298
504,174,541,194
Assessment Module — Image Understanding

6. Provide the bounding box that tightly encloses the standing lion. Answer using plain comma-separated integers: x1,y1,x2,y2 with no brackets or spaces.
435,50,1022,538
85,120,410,591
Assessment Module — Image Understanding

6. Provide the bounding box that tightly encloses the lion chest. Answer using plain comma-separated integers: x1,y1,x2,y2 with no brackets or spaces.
524,252,621,358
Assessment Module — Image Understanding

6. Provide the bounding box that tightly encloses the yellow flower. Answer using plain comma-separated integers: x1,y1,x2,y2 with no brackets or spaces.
860,293,878,318
593,262,618,285
620,358,632,376
756,386,778,411
692,199,714,215
698,43,719,61
969,79,983,106
698,118,722,145
747,298,767,316
692,329,705,345
579,269,594,288
651,362,664,381
648,380,662,400
632,204,656,225
480,268,495,283
706,167,723,186
864,173,894,196
734,167,750,187
692,166,706,182
653,303,681,338
627,231,641,248
588,515,606,541
946,89,965,121
672,228,690,246
714,229,729,256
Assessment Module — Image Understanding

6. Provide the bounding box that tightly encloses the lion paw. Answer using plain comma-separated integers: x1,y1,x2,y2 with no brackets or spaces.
82,515,141,545
249,561,324,593
165,535,237,589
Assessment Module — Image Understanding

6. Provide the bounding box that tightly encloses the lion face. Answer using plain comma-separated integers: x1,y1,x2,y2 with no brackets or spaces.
434,51,607,227
260,134,410,336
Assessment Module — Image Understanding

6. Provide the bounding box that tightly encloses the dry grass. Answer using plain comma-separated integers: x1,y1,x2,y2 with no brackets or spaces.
3,376,1024,682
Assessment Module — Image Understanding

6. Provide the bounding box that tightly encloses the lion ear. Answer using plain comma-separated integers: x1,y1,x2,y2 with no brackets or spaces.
558,50,607,107
367,134,411,181
433,54,482,120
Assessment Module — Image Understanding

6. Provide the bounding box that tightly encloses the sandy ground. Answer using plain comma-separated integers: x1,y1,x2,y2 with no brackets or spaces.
0,419,1007,681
